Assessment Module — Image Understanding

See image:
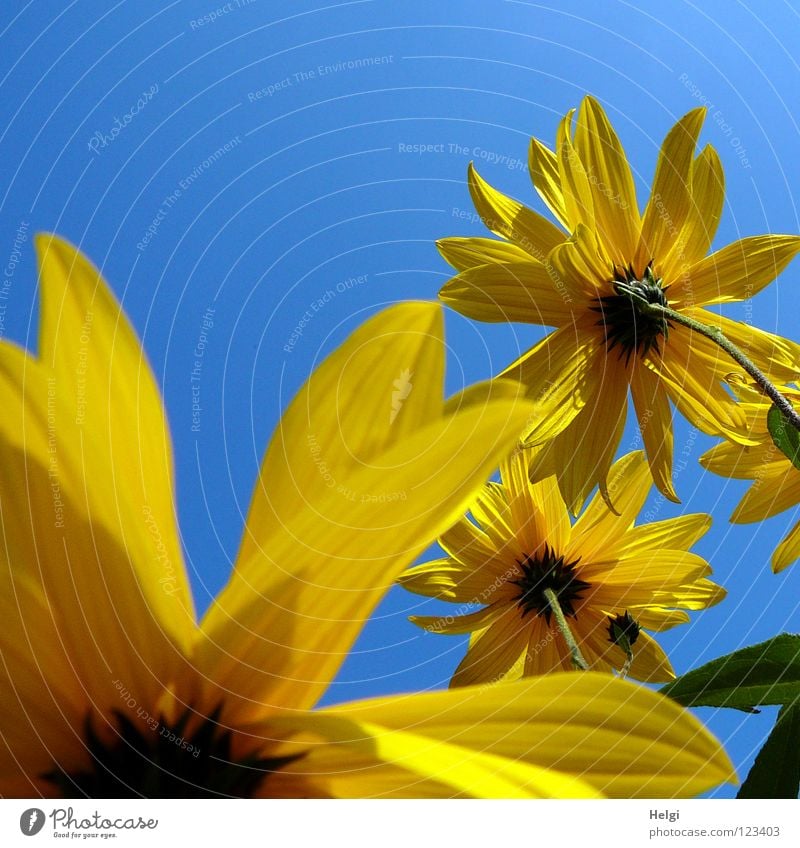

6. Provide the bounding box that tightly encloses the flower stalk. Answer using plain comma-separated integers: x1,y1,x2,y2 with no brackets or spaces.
543,588,589,671
630,297,800,434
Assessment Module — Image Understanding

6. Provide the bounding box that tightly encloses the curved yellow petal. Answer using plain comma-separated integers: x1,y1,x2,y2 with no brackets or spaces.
557,109,596,232
574,96,640,261
312,672,736,798
32,234,195,643
0,571,89,793
0,344,192,719
502,446,570,554
467,163,565,258
637,108,706,272
567,451,653,563
450,605,529,687
656,325,749,442
690,309,800,386
436,236,533,271
198,304,536,718
398,560,508,604
410,602,505,636
675,235,800,307
438,513,500,566
548,354,629,514
502,327,602,445
630,359,679,502
439,260,578,326
269,714,601,798
662,144,724,278
528,136,569,229
731,464,800,523
772,518,800,573
616,513,712,556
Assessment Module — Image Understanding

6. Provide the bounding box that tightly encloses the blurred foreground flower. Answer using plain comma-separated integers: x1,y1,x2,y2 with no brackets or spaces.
400,450,724,686
701,380,800,573
0,236,734,798
438,96,800,511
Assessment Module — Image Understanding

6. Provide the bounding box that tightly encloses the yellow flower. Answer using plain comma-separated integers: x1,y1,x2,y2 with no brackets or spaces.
0,235,735,798
700,380,800,572
438,95,800,512
399,449,725,686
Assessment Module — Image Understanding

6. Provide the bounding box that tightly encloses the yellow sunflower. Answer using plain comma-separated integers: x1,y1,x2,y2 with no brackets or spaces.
700,380,800,572
438,96,800,512
399,448,725,687
0,235,735,798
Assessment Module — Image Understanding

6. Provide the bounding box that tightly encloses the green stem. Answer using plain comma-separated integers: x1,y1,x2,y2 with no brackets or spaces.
642,302,800,433
543,588,589,671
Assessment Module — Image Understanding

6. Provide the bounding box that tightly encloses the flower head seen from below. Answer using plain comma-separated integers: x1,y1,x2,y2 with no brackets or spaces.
437,95,800,513
701,379,800,573
0,235,736,798
399,449,725,687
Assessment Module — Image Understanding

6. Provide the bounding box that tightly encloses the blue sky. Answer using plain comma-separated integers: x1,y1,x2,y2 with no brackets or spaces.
2,0,799,798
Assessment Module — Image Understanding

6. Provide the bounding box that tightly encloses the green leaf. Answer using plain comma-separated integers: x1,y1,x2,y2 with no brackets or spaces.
737,701,800,799
767,405,800,470
659,634,800,711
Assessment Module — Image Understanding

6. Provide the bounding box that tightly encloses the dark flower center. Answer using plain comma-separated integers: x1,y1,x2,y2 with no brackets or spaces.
592,263,672,362
43,706,302,799
607,611,641,647
509,544,590,624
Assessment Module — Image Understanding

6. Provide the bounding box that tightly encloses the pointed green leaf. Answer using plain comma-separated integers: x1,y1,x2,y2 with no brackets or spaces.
659,634,800,711
767,405,800,470
737,701,800,799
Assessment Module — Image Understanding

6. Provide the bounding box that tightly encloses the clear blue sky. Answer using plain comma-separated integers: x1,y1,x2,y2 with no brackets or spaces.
2,0,799,798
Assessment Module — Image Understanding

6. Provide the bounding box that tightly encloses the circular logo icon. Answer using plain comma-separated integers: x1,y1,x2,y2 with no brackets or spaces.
19,809,45,836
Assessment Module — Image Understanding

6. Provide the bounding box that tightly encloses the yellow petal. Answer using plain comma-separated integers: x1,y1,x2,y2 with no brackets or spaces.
467,163,565,257
628,632,676,682
269,714,601,798
0,343,192,719
438,513,500,566
690,309,800,386
528,136,569,229
731,464,800,523
675,235,800,307
439,260,578,326
312,672,736,798
0,570,89,791
578,612,675,683
502,446,570,554
198,304,536,718
700,440,785,479
662,145,724,277
398,560,511,604
630,360,679,501
545,223,614,302
637,108,706,272
634,607,691,632
582,549,713,587
772,518,800,573
617,513,712,556
32,235,195,644
436,236,533,271
557,109,596,232
410,602,505,636
550,354,629,514
567,451,653,563
656,325,749,442
502,327,602,445
469,481,520,552
574,96,640,260
450,605,529,687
